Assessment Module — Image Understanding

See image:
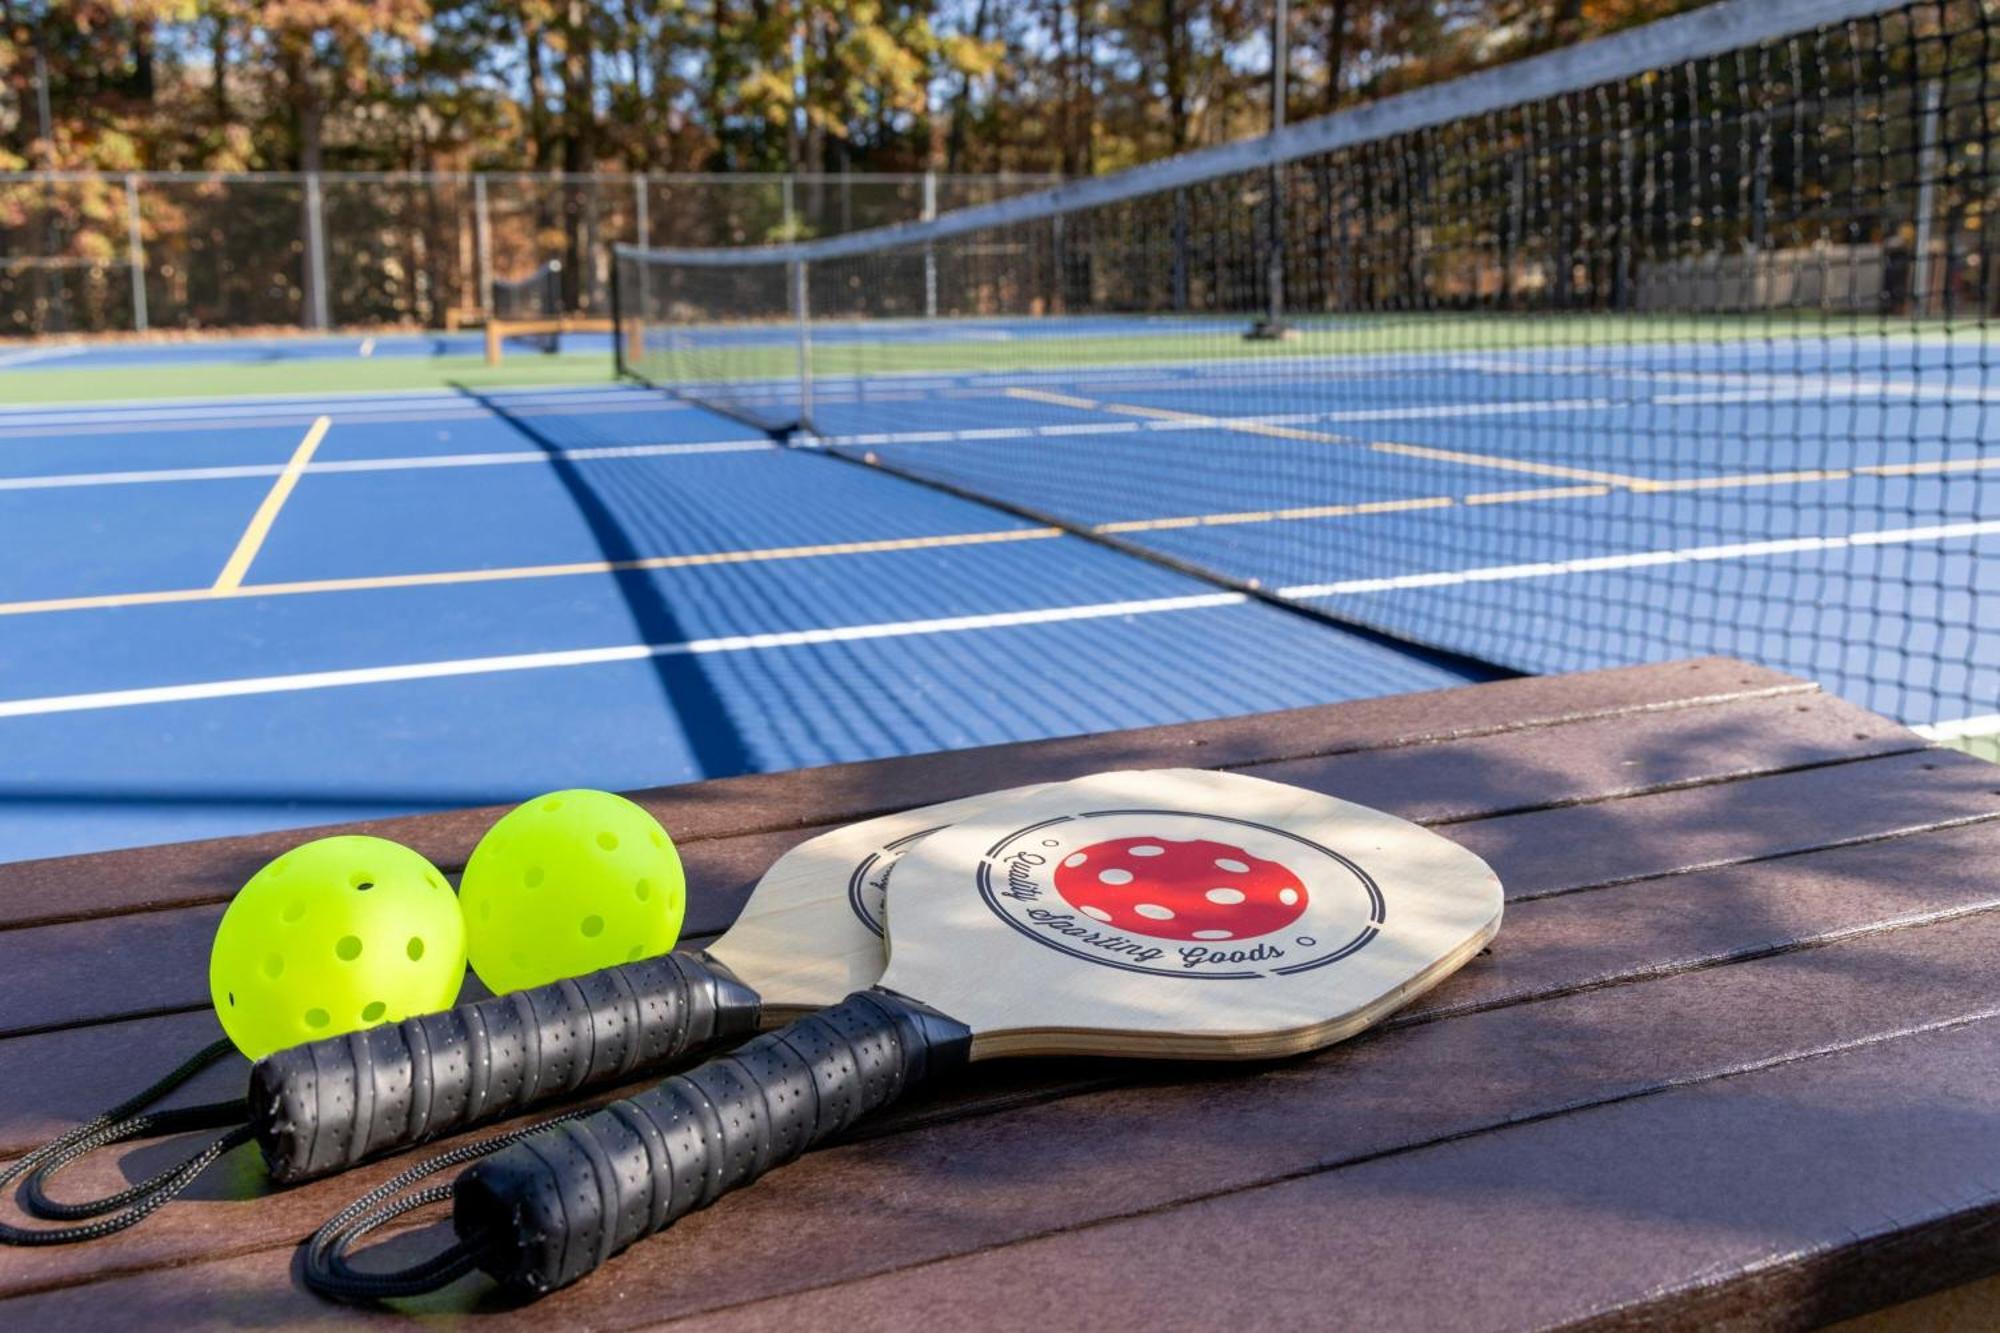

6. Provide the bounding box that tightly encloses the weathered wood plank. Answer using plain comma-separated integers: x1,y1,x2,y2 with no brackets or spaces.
0,696,1945,1040
0,659,1810,929
683,1014,2000,1333
6,897,1996,1318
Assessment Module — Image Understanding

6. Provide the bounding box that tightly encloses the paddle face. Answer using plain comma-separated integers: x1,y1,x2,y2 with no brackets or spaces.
879,768,1502,1060
702,785,1046,1017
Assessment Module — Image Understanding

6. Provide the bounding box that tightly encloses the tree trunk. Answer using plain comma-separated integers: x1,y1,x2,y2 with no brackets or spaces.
1163,0,1187,152
208,14,231,125
1325,0,1348,115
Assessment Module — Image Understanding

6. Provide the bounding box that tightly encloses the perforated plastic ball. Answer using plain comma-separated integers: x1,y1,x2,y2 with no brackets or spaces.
208,836,468,1059
460,789,686,994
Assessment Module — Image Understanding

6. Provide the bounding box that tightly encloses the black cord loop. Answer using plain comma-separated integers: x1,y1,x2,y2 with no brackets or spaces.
0,1037,250,1246
302,1108,588,1302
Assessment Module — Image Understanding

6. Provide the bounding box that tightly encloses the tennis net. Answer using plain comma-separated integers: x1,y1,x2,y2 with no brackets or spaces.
615,0,2000,736
492,260,563,352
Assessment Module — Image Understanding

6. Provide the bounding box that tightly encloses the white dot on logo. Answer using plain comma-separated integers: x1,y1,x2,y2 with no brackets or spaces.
1205,887,1246,905
1129,844,1165,857
1080,905,1113,922
1098,868,1134,886
1214,858,1250,874
1279,887,1299,906
1064,853,1088,868
1192,929,1234,941
1134,903,1175,921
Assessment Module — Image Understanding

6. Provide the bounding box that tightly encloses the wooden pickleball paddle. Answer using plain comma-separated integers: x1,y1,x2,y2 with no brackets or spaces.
698,783,1047,1021
407,768,1501,1299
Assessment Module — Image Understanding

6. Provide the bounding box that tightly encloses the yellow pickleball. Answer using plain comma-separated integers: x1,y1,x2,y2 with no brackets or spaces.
209,836,467,1059
459,789,686,993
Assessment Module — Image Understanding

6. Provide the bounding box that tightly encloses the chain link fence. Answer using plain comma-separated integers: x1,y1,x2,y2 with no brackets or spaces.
0,171,1053,338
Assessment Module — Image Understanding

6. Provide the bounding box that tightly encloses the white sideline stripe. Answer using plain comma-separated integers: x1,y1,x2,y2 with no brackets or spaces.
0,390,676,433
0,592,1246,719
1916,714,2000,741
358,337,376,357
0,344,84,369
0,438,778,492
0,380,645,416
1279,518,2000,600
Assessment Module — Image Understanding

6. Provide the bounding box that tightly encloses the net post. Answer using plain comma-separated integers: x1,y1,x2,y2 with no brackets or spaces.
923,170,939,319
1913,77,1943,319
304,171,330,330
474,175,493,315
123,172,147,333
1247,0,1290,341
793,258,813,433
1172,187,1190,312
611,249,626,377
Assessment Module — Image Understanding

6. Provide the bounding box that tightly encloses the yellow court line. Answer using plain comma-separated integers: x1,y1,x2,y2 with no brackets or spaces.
1857,456,2000,478
0,527,1062,618
1004,387,1107,412
213,415,332,591
1463,484,1614,506
1098,496,1454,534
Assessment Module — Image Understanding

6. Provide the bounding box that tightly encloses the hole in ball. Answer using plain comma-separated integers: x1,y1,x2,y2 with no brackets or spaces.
335,935,363,961
361,1001,386,1023
263,953,284,979
227,992,236,1007
524,866,545,888
351,874,375,892
406,937,425,961
634,878,651,901
282,901,307,923
541,799,561,812
596,832,619,851
650,830,664,849
581,915,605,937
426,872,445,891
304,1008,330,1029
627,945,644,962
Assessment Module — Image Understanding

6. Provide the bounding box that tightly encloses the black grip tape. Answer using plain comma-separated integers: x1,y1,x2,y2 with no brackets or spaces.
453,988,972,1297
248,952,761,1184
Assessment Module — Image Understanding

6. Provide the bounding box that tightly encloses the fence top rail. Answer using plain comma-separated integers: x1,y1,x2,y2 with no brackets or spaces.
615,0,1914,271
0,170,1061,187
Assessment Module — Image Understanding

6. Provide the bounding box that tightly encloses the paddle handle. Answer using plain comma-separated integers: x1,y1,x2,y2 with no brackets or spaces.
250,952,762,1183
452,988,973,1297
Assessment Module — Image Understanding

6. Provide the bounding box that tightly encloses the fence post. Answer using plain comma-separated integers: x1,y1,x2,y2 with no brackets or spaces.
124,173,148,332
1912,78,1943,319
781,173,797,238
634,172,650,248
304,171,330,329
923,169,938,319
474,174,493,314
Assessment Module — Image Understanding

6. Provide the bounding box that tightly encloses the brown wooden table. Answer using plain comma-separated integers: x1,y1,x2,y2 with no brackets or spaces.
4,657,1999,1329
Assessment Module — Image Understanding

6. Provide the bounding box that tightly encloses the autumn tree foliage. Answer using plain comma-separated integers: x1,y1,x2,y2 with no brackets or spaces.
1,0,1720,178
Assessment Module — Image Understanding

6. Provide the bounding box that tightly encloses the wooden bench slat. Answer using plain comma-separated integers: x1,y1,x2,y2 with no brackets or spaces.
687,1012,2000,1333
7,890,1996,1316
0,658,1808,929
0,700,1949,1040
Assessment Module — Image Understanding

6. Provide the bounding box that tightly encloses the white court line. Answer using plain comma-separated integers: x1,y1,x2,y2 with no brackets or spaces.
1279,517,2000,600
0,344,84,370
0,438,778,493
1917,714,2000,741
0,379,646,416
0,592,1245,719
358,338,376,358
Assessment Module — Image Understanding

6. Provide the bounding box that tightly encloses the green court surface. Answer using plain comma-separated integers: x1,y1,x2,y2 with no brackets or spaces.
0,353,620,404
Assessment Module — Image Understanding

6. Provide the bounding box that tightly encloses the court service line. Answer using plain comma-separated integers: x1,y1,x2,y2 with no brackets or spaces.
1279,517,2000,600
0,438,776,494
1006,387,1656,488
0,592,1246,719
0,528,1064,617
212,415,332,592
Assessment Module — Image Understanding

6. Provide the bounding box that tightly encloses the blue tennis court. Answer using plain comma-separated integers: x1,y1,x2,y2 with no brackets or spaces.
3,320,1995,862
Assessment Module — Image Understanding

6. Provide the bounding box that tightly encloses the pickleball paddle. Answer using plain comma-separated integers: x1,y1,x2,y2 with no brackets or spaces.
312,768,1501,1299
6,787,1035,1248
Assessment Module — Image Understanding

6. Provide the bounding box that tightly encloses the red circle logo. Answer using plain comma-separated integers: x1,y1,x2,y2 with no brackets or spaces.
1051,836,1308,942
